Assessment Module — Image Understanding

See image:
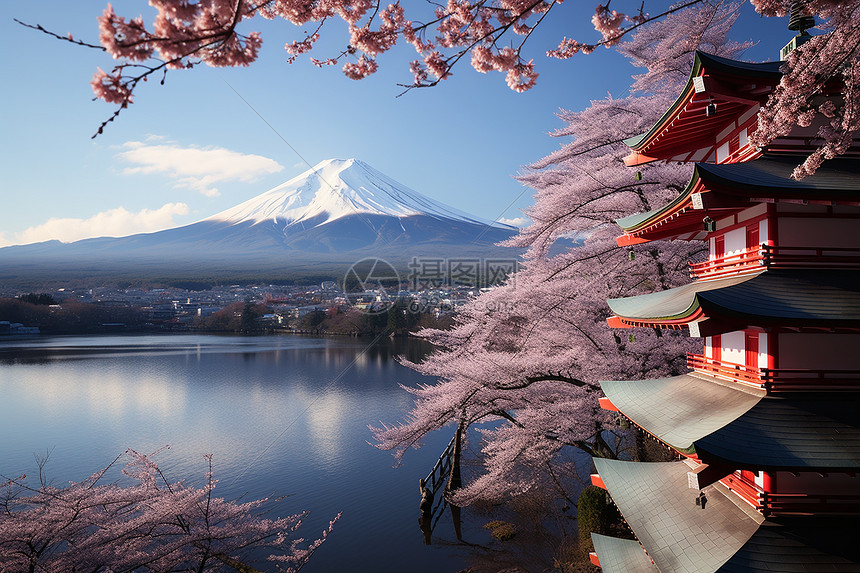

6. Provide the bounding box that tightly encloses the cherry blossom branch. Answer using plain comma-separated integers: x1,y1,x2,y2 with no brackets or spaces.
14,19,106,51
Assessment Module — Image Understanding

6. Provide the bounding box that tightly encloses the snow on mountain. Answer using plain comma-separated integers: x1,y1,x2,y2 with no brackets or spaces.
209,158,513,230
0,158,524,284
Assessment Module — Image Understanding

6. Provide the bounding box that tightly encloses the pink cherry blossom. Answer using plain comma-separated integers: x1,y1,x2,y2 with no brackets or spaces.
0,449,338,572
373,2,745,505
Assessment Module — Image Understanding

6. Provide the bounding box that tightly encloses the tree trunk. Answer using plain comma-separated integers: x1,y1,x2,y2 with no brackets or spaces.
447,418,465,493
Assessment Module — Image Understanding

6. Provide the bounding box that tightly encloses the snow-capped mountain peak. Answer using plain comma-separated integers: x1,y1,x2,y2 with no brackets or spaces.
208,158,511,229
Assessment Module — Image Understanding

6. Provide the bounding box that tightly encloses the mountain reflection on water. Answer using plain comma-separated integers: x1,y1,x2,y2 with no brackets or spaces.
0,333,474,572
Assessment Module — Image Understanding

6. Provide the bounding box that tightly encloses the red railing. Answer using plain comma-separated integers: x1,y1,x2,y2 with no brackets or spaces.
687,353,860,391
721,473,762,509
689,245,764,280
760,492,860,515
721,473,860,515
689,244,860,280
686,353,762,387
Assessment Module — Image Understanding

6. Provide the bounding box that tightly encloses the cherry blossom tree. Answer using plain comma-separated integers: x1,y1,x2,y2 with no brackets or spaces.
750,0,860,177
18,0,860,169
372,2,747,505
0,448,338,573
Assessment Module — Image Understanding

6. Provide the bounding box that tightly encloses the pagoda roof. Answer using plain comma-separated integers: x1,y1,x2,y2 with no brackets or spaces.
716,517,860,572
592,458,762,573
600,375,860,470
591,534,657,573
695,393,860,471
593,459,860,572
616,155,860,245
606,269,860,334
599,374,762,452
624,52,783,166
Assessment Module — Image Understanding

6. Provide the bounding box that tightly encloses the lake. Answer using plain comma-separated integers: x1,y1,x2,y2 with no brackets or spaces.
0,333,470,572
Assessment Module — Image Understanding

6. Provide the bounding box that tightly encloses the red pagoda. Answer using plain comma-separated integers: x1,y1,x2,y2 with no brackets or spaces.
587,49,860,572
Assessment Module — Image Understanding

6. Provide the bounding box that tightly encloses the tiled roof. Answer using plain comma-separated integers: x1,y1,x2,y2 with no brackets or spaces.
599,374,762,451
716,517,860,572
591,534,658,573
607,270,860,330
601,375,860,470
594,459,860,572
615,156,860,234
695,394,860,471
697,155,860,197
592,458,762,573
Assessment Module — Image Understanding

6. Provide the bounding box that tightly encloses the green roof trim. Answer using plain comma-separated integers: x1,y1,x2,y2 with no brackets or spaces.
591,534,657,573
607,273,753,322
608,270,860,327
623,132,648,148
614,176,698,231
615,155,860,234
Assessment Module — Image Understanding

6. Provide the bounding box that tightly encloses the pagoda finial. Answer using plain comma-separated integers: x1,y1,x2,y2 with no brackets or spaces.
787,0,815,33
781,1,815,60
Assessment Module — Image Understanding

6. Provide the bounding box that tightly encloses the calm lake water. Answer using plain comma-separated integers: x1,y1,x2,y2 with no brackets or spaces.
0,333,470,572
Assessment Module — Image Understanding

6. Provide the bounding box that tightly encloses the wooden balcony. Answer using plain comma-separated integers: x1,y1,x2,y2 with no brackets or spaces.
689,244,860,280
687,353,860,392
686,353,762,387
721,473,860,516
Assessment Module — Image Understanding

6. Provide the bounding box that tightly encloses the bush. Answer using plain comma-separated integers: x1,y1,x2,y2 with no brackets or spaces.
577,485,615,549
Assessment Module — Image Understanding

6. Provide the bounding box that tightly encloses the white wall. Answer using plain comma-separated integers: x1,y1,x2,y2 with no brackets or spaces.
721,330,744,364
759,332,769,369
724,227,746,255
716,141,730,163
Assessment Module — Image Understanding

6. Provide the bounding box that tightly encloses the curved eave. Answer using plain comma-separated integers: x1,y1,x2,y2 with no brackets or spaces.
607,272,755,327
601,376,860,471
716,517,860,572
593,459,762,573
599,374,763,453
623,52,781,164
696,155,860,202
694,394,860,472
607,270,860,332
615,156,860,246
591,534,657,573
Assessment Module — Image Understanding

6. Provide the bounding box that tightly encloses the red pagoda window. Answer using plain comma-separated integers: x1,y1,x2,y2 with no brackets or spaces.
745,332,759,370
713,235,725,260
746,225,759,249
712,334,722,363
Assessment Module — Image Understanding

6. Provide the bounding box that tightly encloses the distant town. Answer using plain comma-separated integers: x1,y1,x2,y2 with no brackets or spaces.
0,281,498,337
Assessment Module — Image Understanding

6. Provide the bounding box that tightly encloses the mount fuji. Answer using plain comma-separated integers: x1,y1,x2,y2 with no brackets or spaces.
0,159,522,284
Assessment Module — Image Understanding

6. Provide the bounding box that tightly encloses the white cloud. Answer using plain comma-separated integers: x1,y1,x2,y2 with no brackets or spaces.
498,216,530,227
0,232,12,248
7,203,190,246
118,141,284,197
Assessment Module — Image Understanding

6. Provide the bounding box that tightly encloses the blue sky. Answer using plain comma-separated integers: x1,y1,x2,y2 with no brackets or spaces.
1,1,792,246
